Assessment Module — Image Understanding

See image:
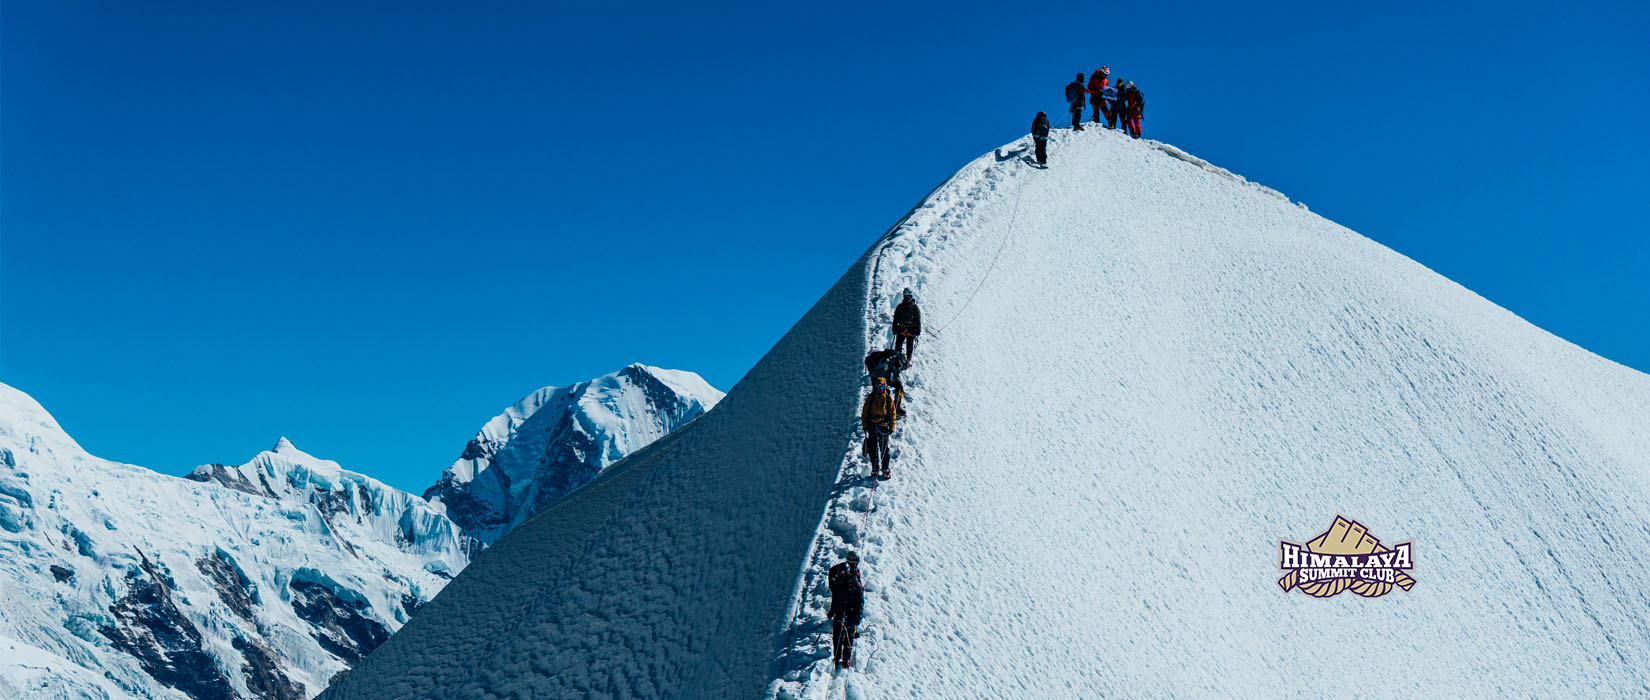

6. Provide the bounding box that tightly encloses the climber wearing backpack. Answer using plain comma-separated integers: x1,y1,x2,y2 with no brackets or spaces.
892,288,922,362
861,378,896,480
1031,112,1051,165
865,348,909,417
1087,67,1110,123
1124,81,1145,139
828,551,865,669
1100,78,1121,129
1064,72,1088,131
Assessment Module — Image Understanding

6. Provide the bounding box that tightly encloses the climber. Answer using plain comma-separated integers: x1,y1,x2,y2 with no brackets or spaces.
1100,76,1120,129
1087,67,1110,123
861,377,895,480
864,348,908,417
1124,81,1145,139
1031,111,1051,165
892,288,922,362
1064,72,1088,131
828,551,865,669
1106,77,1126,130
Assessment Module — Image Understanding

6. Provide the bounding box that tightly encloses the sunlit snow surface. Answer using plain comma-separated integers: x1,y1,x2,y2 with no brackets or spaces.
327,128,1650,699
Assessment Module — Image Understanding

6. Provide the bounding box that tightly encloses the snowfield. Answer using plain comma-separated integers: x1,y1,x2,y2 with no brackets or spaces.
325,127,1650,699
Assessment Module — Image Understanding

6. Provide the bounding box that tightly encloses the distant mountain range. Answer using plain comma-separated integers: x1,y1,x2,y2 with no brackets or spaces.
0,364,720,699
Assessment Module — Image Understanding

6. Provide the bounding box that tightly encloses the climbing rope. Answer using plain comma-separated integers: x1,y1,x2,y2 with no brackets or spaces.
928,168,1028,338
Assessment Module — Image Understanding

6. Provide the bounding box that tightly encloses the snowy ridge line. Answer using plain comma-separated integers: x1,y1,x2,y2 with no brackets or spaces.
1149,140,1298,207
766,142,1026,700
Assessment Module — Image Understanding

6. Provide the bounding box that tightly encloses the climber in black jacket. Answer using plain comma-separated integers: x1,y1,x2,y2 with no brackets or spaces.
828,551,865,668
1031,112,1051,165
892,288,922,362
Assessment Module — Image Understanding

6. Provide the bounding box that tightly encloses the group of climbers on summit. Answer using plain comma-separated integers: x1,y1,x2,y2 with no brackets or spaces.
1068,66,1144,137
1034,66,1145,165
830,287,924,670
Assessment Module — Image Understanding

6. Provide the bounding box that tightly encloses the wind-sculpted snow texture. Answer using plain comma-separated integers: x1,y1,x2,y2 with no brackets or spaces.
318,267,868,699
769,128,1650,699
424,364,723,544
0,387,471,700
325,127,1650,700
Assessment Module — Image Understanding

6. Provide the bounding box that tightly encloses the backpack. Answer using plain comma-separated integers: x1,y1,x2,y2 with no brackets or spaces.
865,349,898,376
828,562,862,597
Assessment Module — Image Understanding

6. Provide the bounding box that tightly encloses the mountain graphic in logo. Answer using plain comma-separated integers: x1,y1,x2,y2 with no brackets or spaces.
1279,515,1415,598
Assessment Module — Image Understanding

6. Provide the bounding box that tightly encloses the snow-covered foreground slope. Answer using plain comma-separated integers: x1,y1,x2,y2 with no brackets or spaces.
425,364,723,544
320,128,1650,700
0,386,472,700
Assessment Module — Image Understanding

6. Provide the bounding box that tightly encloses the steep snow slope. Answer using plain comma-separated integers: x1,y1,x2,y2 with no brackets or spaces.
321,251,870,700
425,364,723,544
0,386,470,700
322,128,1650,700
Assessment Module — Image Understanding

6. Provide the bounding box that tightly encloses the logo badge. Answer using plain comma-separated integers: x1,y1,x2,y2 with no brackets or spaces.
1279,515,1415,598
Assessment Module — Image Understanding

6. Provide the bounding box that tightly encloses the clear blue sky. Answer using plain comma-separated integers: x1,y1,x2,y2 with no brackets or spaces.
4,0,1646,494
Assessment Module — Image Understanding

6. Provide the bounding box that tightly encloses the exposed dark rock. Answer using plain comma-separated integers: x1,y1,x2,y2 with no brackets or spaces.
531,414,602,514
196,551,259,624
233,635,306,700
305,491,361,558
622,363,694,419
355,485,377,520
422,472,504,534
288,575,390,664
186,464,277,499
49,563,74,583
400,592,424,618
459,437,489,461
100,551,236,700
256,471,280,499
310,488,352,520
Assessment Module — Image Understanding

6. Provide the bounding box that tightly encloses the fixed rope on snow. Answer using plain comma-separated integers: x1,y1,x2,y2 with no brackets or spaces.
929,170,1027,338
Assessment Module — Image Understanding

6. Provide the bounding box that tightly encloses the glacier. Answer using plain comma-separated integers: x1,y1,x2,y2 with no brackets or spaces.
424,363,724,545
0,387,471,700
319,127,1650,699
0,364,719,699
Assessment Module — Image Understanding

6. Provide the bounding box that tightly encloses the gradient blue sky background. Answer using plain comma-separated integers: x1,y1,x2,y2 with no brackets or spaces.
4,0,1646,493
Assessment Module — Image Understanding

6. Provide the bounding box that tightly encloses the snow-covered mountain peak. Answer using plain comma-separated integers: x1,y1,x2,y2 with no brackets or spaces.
423,364,723,544
1,381,473,700
273,436,299,454
321,128,1650,700
0,382,81,454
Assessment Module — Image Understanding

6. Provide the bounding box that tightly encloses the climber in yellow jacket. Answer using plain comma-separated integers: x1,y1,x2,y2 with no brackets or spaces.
861,377,896,480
